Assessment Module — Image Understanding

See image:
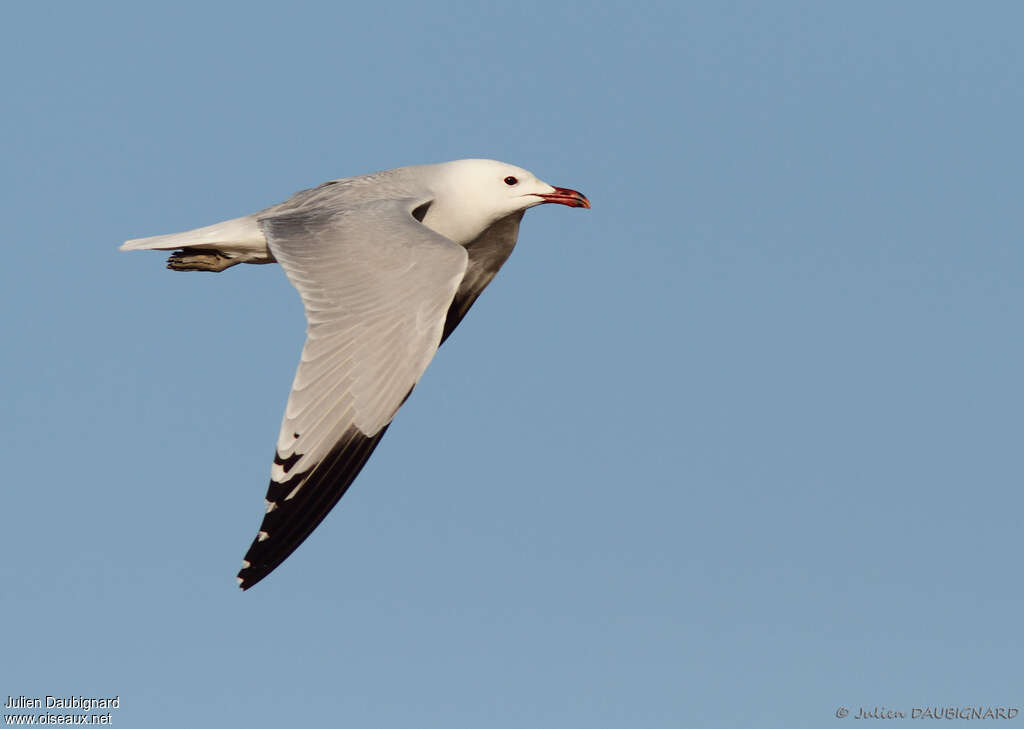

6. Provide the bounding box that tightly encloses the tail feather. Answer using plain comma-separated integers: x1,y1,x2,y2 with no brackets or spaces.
121,214,266,252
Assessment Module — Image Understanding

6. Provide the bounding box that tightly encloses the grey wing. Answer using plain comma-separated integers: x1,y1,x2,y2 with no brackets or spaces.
238,199,468,589
441,211,524,344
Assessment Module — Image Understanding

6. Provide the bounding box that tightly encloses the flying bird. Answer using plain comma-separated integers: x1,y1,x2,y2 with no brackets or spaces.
121,159,590,589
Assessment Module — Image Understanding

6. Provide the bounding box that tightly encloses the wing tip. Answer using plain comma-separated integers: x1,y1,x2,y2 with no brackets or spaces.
237,559,265,591
234,424,391,591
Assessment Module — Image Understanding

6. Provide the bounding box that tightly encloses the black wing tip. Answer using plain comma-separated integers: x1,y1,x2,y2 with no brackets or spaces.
237,562,267,591
236,529,281,591
236,553,263,591
235,424,391,591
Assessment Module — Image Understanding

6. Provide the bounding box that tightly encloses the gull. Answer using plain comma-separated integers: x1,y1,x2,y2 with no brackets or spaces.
121,159,590,589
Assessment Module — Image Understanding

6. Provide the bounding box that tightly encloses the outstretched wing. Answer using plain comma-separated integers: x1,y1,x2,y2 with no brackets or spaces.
238,199,468,589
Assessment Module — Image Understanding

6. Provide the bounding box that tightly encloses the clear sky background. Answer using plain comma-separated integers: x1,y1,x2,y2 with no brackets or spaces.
2,2,1022,727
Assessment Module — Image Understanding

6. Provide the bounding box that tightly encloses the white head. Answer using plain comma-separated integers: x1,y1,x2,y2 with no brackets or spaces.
422,159,589,244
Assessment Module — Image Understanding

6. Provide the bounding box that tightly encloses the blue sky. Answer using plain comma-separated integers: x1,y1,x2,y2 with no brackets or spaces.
2,2,1022,727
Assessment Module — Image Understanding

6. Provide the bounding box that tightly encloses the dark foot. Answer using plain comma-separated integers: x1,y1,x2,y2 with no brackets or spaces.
167,248,238,272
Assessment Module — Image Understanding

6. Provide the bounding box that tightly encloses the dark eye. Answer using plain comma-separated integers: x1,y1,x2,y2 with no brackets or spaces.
504,176,518,186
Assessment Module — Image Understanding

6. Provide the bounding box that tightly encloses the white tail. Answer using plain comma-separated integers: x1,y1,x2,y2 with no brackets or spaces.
121,215,267,253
